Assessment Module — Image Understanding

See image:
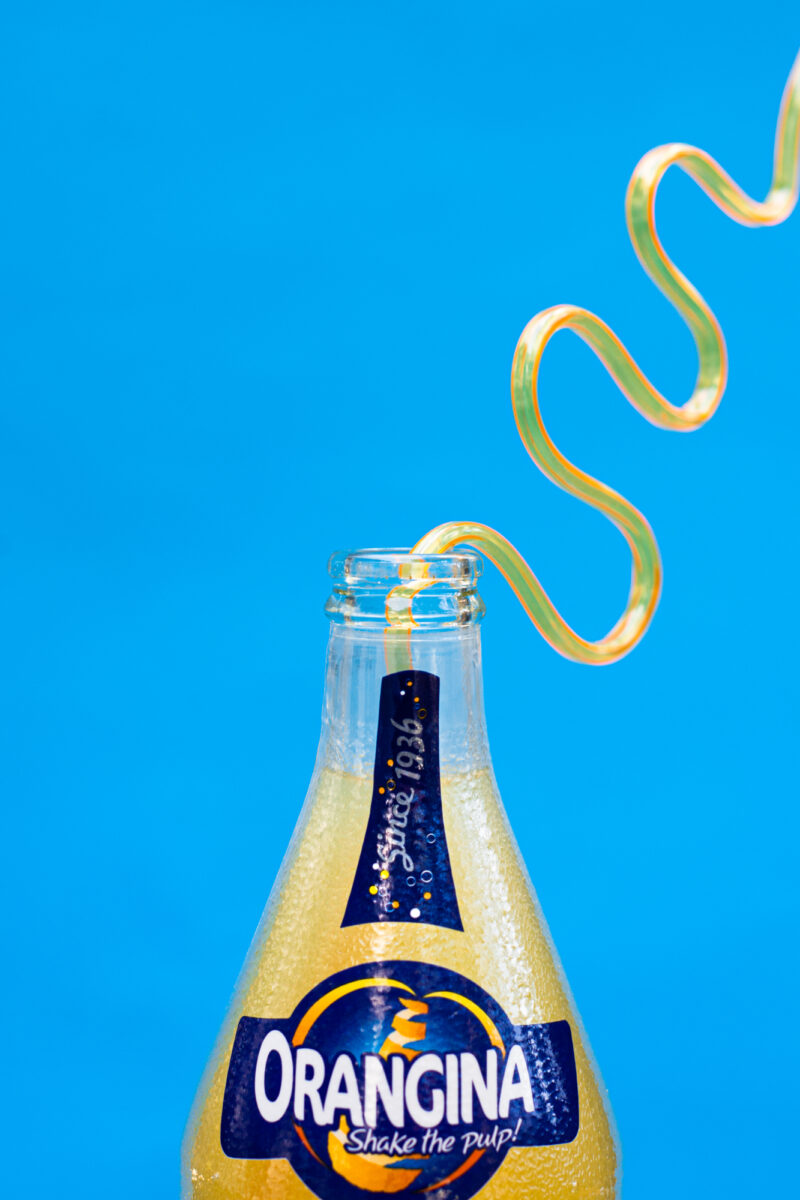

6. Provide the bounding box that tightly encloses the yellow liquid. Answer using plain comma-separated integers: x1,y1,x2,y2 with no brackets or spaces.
183,767,619,1199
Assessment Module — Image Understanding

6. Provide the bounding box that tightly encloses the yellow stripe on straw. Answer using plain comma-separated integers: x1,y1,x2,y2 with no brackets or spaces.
389,50,800,665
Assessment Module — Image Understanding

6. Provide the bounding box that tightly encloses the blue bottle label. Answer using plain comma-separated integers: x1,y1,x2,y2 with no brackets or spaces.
342,670,462,930
220,960,579,1200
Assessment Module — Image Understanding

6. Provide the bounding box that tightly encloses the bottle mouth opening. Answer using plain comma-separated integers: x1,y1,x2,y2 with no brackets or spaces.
328,548,482,588
326,548,485,628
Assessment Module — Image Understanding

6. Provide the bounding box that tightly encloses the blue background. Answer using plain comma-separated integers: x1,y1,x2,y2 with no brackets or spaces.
2,4,797,1196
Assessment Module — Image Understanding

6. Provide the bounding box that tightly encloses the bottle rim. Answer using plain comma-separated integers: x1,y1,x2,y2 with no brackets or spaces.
328,548,483,588
326,549,485,628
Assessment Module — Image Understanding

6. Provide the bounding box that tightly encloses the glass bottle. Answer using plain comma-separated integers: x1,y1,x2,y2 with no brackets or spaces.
183,550,619,1200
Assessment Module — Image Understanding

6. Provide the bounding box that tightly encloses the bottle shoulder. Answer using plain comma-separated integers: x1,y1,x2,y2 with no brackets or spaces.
225,768,568,1029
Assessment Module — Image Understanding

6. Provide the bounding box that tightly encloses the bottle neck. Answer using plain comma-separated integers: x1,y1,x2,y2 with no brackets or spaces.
317,624,491,779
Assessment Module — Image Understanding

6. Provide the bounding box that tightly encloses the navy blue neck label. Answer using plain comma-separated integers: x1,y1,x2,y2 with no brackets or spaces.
341,670,462,931
220,959,579,1200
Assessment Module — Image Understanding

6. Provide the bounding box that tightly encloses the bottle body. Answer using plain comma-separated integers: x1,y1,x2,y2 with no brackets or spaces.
183,553,619,1199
